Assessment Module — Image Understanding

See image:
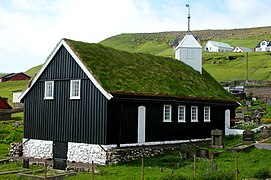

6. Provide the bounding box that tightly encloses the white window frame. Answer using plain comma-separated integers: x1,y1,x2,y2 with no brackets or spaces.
191,106,198,122
163,105,172,122
70,79,81,99
44,81,54,99
204,106,211,122
178,105,186,123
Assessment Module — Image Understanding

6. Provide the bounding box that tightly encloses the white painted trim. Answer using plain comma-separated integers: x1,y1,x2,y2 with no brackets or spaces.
191,106,198,122
163,104,172,122
62,41,112,100
44,81,54,100
178,105,186,123
19,39,113,101
138,106,146,143
204,106,211,122
70,79,81,99
118,138,212,147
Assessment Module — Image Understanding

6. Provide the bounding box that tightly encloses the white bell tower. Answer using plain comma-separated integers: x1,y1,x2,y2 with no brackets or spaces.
174,4,202,74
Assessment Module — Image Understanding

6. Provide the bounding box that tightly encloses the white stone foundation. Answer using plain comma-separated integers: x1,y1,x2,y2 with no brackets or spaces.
22,138,211,165
67,142,109,165
23,138,53,159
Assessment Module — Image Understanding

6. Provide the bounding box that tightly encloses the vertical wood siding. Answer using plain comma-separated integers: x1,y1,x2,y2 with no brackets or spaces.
108,99,235,144
24,45,108,144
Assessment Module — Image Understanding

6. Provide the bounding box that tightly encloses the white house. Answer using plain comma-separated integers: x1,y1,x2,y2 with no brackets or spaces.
233,46,252,53
174,32,202,74
204,41,233,52
255,40,271,52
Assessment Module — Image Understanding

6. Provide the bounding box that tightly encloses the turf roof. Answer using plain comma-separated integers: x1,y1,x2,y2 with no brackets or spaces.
65,39,235,102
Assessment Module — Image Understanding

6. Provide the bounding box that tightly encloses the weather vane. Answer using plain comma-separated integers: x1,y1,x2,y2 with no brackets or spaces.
186,4,191,32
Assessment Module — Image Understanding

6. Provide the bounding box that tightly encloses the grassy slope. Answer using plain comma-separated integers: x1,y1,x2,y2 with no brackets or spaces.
100,26,271,82
25,64,42,77
0,80,28,105
203,51,271,82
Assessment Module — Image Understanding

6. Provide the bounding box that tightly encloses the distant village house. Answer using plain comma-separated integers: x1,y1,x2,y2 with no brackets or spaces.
204,40,234,52
233,46,252,53
0,72,31,82
255,40,271,52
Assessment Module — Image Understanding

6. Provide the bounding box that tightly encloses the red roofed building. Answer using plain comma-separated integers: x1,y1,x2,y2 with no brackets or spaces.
0,73,30,82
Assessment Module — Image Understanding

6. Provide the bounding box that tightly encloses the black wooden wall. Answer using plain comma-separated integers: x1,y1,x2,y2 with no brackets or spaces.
23,45,108,144
107,97,236,144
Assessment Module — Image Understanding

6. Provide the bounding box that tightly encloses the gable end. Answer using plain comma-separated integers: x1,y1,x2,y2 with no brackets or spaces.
19,39,112,102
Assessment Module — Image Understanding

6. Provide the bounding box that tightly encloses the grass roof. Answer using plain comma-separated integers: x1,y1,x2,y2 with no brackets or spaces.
65,39,235,102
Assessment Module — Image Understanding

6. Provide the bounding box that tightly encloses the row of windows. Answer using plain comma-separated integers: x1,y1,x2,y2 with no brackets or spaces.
163,105,210,123
44,80,81,100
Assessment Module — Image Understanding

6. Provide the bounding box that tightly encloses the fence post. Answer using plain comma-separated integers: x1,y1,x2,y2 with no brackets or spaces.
92,161,95,180
44,160,47,180
236,156,238,180
194,152,196,177
141,158,144,180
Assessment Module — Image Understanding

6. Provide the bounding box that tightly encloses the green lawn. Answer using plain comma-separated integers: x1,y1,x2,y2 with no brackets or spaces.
203,51,271,82
65,147,271,180
0,80,28,106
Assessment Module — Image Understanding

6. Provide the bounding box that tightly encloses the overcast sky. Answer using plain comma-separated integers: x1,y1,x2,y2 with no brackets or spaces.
0,0,270,73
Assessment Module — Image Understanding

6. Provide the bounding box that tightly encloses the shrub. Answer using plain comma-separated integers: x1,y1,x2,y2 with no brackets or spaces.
231,122,258,130
261,118,271,124
253,168,271,179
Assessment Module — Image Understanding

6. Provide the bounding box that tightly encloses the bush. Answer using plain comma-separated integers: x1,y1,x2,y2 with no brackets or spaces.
231,122,258,130
261,118,271,124
253,168,271,179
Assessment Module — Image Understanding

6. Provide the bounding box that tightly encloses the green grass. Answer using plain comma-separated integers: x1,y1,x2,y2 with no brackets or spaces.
64,148,271,180
25,64,42,77
0,80,28,105
202,51,271,82
0,115,23,145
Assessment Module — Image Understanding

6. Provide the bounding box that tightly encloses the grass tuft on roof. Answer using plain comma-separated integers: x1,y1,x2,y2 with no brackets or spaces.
65,39,235,101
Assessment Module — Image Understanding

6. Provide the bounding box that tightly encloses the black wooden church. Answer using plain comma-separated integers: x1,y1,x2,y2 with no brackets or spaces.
20,38,237,164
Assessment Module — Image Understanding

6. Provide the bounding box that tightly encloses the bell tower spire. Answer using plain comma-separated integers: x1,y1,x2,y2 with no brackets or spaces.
186,4,191,32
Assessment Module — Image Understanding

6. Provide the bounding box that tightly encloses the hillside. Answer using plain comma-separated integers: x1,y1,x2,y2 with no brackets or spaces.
0,80,28,105
100,26,271,57
100,26,271,82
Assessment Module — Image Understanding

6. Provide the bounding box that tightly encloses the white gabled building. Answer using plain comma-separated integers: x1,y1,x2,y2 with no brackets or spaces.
233,46,252,53
174,32,202,74
204,41,233,52
255,40,271,52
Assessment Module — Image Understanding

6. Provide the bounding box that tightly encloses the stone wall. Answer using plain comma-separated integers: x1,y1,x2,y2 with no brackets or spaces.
245,86,271,100
23,138,53,159
22,139,209,165
108,145,181,164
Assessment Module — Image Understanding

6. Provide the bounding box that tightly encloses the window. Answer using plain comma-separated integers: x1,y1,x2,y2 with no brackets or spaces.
262,42,266,46
204,106,211,122
191,106,198,122
44,81,54,99
163,105,172,122
178,105,186,122
70,80,81,99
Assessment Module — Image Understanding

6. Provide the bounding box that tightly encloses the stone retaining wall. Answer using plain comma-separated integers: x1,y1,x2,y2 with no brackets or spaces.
108,145,181,164
22,139,209,165
245,86,271,99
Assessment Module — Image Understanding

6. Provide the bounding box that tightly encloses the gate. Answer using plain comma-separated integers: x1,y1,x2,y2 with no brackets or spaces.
53,141,68,170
